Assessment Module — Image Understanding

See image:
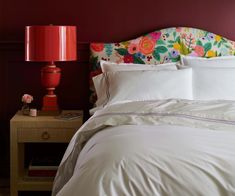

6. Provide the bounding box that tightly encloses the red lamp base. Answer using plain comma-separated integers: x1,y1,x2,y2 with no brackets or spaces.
42,95,59,111
41,62,61,113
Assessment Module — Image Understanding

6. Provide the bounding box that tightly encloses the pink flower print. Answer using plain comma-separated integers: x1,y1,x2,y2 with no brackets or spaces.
128,43,139,54
181,33,187,39
123,54,134,63
131,37,141,44
189,51,199,57
176,27,182,32
149,32,161,41
194,45,205,57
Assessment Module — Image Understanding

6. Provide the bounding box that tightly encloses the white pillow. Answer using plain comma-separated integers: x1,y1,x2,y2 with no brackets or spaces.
193,67,235,100
92,74,107,107
93,68,192,107
181,55,235,68
100,60,178,72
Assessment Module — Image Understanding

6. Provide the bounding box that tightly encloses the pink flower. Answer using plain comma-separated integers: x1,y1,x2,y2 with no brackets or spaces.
194,45,205,57
149,32,161,41
189,51,199,57
22,94,33,104
128,43,139,54
181,33,187,39
176,27,182,32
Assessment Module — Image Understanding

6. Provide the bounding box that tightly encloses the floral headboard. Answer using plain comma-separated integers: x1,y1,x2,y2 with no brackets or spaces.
89,27,235,104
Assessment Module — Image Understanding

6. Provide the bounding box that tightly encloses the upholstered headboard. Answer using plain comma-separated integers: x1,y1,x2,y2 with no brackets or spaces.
89,27,235,103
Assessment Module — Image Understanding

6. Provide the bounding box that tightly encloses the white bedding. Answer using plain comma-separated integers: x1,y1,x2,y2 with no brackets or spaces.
52,99,235,196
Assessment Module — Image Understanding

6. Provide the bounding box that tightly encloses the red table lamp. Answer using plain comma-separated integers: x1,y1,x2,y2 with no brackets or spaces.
25,25,77,112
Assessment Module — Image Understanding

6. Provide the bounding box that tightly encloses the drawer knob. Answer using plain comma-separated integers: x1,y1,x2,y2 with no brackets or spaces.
41,131,50,140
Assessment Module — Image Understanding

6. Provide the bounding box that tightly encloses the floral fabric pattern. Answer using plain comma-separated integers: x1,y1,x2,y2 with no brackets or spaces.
89,27,235,104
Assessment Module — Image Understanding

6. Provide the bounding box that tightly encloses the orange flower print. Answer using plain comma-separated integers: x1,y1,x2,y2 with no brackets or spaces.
194,45,204,57
173,43,181,51
139,37,155,55
128,43,139,54
90,43,104,52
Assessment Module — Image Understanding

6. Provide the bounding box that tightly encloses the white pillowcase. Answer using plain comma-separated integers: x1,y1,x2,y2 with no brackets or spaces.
93,68,193,107
181,55,235,68
193,67,235,100
179,55,235,100
92,74,107,107
100,60,178,72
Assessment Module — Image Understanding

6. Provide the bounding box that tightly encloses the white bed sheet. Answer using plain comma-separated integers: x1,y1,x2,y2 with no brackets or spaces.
52,99,235,196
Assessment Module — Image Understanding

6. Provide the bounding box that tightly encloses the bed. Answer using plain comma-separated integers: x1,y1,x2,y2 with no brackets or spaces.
52,27,235,196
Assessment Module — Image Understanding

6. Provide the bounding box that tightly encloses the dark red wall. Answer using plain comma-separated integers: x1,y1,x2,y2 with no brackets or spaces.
2,0,235,42
1,0,235,177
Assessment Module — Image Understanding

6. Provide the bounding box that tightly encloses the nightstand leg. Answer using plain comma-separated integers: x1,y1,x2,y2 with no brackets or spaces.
10,127,18,196
10,188,18,196
18,144,25,180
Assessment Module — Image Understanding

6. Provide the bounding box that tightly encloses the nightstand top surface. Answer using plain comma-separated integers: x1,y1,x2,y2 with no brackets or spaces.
11,110,83,123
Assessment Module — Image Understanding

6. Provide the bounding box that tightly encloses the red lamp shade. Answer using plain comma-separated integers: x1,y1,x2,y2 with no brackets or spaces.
25,25,77,113
25,25,77,61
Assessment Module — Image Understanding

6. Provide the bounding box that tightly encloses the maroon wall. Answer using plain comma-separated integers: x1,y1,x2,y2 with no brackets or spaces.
1,0,235,42
1,0,235,177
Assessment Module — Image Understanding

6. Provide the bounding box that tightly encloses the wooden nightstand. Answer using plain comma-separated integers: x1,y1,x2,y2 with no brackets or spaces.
10,110,83,196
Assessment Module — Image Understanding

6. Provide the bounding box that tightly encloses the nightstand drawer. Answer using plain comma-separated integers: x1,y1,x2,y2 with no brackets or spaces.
18,128,77,143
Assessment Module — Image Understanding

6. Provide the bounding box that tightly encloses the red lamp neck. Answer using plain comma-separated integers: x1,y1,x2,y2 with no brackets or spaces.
46,61,56,67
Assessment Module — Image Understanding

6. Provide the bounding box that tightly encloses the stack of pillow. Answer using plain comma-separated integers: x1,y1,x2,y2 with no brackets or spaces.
93,60,192,108
180,55,235,100
92,56,235,110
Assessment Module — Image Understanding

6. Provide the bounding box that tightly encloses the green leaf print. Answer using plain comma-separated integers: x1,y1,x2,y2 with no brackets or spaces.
196,40,203,46
155,46,168,53
175,36,180,43
168,40,175,44
115,48,128,56
153,51,161,61
133,55,145,64
157,39,165,45
171,56,180,62
204,43,212,53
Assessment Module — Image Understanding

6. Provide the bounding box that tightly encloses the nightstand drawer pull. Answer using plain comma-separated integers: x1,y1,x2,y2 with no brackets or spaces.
41,131,50,140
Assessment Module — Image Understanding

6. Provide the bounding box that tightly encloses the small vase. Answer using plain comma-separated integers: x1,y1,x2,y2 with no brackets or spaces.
21,103,30,115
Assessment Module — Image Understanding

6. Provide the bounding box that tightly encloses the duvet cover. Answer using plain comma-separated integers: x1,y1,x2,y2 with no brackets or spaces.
52,99,235,196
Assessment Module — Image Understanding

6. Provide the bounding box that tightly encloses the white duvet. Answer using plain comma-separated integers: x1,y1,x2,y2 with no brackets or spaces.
52,99,235,196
